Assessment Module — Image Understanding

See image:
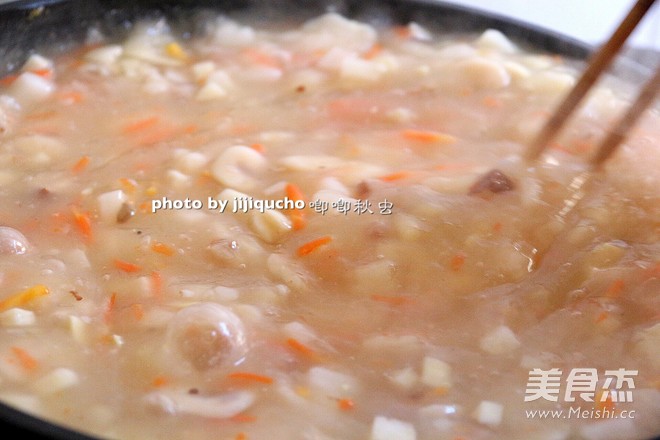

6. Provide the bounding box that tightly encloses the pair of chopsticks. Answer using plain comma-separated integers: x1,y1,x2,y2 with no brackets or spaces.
526,0,659,168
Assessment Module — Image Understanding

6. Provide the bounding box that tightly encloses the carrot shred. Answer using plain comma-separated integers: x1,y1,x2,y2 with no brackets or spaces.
249,143,266,154
0,285,49,312
114,259,142,273
230,414,257,423
151,242,175,256
402,129,456,144
285,183,307,231
492,222,503,233
450,254,465,271
31,68,53,78
379,171,412,182
337,398,355,411
72,155,90,173
104,292,117,324
122,116,160,134
363,43,383,60
150,271,163,298
605,279,625,298
11,347,38,372
595,311,609,323
0,74,19,86
286,338,315,358
136,126,178,147
393,25,412,39
151,375,169,388
297,236,332,256
72,208,93,242
235,433,248,440
228,372,274,384
119,178,137,194
131,303,145,321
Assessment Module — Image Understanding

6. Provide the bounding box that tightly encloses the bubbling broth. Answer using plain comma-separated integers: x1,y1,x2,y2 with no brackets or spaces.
0,11,658,440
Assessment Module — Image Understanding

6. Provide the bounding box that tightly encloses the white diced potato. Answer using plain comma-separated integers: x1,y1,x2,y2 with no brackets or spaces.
279,155,343,171
301,13,377,53
472,400,504,426
33,368,79,395
475,29,517,54
0,308,35,327
196,81,227,101
351,259,396,295
22,54,53,72
339,56,381,81
370,416,417,440
388,367,418,390
212,19,256,46
9,71,53,106
84,45,123,66
307,366,359,397
69,315,91,344
634,323,660,369
282,321,317,345
480,325,521,355
192,61,216,82
172,149,209,173
249,209,292,244
166,169,191,189
420,356,452,389
211,145,267,191
523,70,575,94
458,57,510,89
267,253,307,291
97,190,128,223
10,134,64,168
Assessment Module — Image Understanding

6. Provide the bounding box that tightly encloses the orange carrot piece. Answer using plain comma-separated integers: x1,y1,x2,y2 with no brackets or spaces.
150,271,163,298
605,279,625,298
286,338,316,358
297,236,332,256
122,116,160,134
131,303,145,321
31,68,53,78
230,414,257,423
402,129,456,144
242,48,280,69
250,143,266,154
235,433,248,440
450,254,465,271
285,183,307,231
0,74,19,86
393,25,412,39
482,96,502,108
228,372,274,384
337,398,355,411
72,155,90,173
114,259,142,273
119,178,137,194
104,292,117,324
72,208,93,242
0,285,49,312
151,242,175,256
151,375,169,388
379,171,412,182
363,43,383,60
595,311,609,323
11,347,38,372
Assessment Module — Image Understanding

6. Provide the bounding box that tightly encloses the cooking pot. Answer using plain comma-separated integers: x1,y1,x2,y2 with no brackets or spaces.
0,1,655,439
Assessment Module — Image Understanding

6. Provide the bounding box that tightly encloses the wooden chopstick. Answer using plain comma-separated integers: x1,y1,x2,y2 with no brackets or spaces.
526,0,658,163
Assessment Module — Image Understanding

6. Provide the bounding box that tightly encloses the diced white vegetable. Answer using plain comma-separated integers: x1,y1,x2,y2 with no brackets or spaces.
301,13,377,53
172,148,208,173
0,308,35,327
458,57,510,89
267,253,308,291
196,81,228,101
33,368,79,395
475,29,517,53
420,356,452,388
69,315,90,344
145,390,255,418
249,209,292,244
10,135,65,169
308,366,359,397
212,18,256,46
480,325,521,355
634,323,660,369
9,71,54,106
97,190,128,223
370,416,417,440
279,155,343,171
282,321,317,345
166,169,191,188
523,71,575,94
351,259,396,295
387,367,418,390
472,400,504,426
22,54,53,72
192,61,216,82
84,45,123,66
211,145,268,191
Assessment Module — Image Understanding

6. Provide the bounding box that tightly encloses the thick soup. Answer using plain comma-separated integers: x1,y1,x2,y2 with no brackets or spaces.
0,12,658,440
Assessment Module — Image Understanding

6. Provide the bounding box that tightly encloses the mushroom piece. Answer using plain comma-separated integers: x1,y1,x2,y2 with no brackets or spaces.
145,389,255,418
468,169,515,197
165,303,247,371
0,227,30,255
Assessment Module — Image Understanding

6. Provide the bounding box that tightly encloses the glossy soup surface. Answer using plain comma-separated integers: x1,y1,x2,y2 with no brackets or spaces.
0,12,658,440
